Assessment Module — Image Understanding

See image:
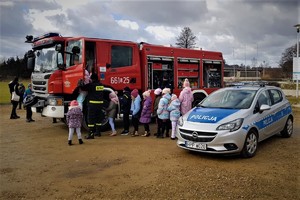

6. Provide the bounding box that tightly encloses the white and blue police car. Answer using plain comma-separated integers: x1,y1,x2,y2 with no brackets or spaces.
176,84,293,158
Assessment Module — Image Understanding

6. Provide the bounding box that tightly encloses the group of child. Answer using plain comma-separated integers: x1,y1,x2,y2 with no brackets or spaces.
152,78,194,140
66,78,194,145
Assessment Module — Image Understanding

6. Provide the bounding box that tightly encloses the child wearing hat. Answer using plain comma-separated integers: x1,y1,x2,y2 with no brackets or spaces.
66,100,83,145
130,89,141,136
153,88,162,136
167,94,181,140
140,90,152,137
106,91,119,136
157,88,171,138
179,78,194,115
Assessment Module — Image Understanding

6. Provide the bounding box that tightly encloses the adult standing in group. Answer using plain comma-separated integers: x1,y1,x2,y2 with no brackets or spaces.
120,87,132,135
18,83,25,109
8,77,20,119
24,83,35,122
179,78,194,116
130,89,141,137
80,73,104,139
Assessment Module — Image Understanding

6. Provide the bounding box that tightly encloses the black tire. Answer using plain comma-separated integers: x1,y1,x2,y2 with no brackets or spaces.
280,116,293,138
82,98,110,131
241,129,258,158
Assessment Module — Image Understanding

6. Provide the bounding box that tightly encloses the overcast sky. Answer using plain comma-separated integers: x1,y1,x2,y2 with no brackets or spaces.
0,0,299,67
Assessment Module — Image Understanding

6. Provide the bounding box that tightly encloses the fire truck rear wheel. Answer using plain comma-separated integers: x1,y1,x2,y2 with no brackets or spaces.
82,108,110,132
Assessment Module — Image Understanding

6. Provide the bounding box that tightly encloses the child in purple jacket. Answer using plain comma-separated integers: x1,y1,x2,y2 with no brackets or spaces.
66,100,83,145
140,90,152,137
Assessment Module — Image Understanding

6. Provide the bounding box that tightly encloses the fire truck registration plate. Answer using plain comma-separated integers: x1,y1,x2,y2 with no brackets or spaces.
185,141,207,150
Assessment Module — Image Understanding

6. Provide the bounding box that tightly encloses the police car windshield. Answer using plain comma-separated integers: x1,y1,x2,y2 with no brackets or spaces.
200,89,257,109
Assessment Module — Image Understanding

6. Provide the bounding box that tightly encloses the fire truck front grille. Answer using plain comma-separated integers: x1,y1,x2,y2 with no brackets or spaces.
179,128,216,142
32,81,47,93
33,81,47,85
33,86,46,91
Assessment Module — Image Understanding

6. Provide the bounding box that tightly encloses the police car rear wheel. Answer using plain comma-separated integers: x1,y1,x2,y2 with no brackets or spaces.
280,116,293,138
241,130,258,158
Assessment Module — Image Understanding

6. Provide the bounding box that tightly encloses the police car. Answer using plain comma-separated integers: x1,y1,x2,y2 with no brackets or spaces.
176,84,294,158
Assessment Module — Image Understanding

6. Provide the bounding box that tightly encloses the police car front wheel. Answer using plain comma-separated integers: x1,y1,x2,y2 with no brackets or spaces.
241,129,258,158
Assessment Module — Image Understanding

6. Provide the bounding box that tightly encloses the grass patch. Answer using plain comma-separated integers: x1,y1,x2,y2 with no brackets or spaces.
280,82,300,90
0,79,30,104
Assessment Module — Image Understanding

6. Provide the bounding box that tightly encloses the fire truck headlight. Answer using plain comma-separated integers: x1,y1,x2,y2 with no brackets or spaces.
48,98,63,106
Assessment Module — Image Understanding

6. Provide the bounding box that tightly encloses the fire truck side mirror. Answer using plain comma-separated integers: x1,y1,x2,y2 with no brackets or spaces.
55,44,62,52
27,57,35,70
26,50,35,70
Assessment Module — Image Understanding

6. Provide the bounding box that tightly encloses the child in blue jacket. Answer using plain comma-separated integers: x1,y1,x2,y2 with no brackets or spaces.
167,94,181,140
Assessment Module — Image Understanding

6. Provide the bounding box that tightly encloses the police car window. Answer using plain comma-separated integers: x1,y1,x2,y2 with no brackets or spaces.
270,89,282,104
257,91,271,106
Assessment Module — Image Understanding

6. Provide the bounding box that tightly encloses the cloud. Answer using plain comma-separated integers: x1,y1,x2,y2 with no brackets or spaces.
109,1,208,26
116,20,139,30
0,0,299,67
145,26,180,42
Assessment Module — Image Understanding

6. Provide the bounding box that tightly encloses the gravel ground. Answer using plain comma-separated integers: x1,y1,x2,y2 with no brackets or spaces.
0,105,299,200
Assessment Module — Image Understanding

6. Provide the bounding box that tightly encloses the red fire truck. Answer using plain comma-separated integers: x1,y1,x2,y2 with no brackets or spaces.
25,32,224,129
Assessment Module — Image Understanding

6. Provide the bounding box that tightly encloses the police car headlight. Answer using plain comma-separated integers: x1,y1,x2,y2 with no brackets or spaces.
178,117,184,127
217,118,243,132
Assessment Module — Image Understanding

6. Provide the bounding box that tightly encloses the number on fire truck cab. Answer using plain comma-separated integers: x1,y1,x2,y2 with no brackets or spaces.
110,77,130,84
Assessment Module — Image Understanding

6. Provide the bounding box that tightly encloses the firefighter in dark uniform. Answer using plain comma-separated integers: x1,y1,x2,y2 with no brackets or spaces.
80,73,104,139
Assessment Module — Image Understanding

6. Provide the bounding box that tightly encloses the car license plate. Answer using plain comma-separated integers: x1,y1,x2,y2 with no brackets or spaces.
185,141,207,150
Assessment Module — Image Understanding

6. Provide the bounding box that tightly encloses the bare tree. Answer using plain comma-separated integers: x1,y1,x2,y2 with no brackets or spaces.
279,43,297,78
176,27,197,49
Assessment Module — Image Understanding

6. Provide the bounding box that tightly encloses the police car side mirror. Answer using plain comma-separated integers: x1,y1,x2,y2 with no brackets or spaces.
259,104,271,113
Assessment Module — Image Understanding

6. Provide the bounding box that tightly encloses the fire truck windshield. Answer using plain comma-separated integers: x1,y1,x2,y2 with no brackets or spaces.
34,46,61,72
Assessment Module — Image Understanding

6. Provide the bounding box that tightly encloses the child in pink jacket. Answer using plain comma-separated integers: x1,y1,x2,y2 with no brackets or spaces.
179,78,194,115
